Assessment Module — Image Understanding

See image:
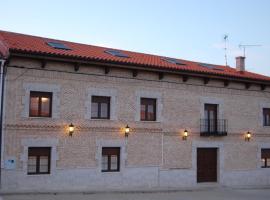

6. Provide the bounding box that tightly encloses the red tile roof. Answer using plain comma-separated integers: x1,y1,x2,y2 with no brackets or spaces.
0,30,270,82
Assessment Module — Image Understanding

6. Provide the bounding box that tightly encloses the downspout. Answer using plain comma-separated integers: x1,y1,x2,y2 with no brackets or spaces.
0,59,6,188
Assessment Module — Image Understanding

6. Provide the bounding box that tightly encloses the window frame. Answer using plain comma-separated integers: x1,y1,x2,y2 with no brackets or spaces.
29,91,52,118
263,108,270,126
140,98,157,121
261,149,270,168
101,147,120,172
91,96,111,119
27,147,51,175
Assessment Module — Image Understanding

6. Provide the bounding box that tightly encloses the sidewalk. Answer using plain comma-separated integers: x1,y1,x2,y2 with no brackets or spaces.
1,188,270,200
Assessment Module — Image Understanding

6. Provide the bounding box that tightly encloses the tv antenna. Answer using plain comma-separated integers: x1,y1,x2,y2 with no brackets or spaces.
223,34,228,66
239,43,262,57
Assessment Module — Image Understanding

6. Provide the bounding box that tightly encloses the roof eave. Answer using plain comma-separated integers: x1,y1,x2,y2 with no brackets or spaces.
8,49,270,86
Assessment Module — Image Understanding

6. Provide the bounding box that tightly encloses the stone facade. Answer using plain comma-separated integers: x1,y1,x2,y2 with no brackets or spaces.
1,57,270,192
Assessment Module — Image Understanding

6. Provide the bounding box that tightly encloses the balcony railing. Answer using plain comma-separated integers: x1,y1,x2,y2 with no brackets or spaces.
200,119,228,136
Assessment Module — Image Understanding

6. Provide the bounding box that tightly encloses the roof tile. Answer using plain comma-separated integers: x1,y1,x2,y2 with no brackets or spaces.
0,30,270,82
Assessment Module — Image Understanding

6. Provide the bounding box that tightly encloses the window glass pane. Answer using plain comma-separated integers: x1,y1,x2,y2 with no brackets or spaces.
40,164,49,173
110,155,118,170
263,108,270,126
148,104,154,113
147,104,154,120
100,102,109,118
28,165,37,173
40,156,49,166
30,97,39,116
41,97,51,117
267,158,270,167
140,104,146,120
28,156,37,173
261,158,266,167
266,115,270,126
204,110,208,119
91,102,98,118
102,155,108,171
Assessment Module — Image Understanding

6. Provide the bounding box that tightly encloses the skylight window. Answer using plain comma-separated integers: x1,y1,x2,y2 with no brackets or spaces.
46,42,71,50
162,57,186,65
199,63,224,71
104,49,129,58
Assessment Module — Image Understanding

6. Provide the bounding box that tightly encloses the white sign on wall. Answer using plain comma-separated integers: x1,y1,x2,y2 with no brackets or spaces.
4,157,16,170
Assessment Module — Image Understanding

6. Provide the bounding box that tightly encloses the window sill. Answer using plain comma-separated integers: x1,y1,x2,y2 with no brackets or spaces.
27,173,51,176
138,120,161,123
101,171,121,174
28,117,52,119
90,118,115,121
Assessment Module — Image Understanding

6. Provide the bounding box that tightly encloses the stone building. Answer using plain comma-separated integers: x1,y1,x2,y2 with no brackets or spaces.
0,30,270,192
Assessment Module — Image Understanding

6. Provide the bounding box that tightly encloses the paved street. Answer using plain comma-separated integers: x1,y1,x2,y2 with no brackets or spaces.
1,188,270,200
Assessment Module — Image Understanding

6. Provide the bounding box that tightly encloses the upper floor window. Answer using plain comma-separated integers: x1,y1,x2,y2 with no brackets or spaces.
29,91,52,117
263,108,270,126
204,104,218,132
140,98,156,121
91,96,110,119
28,147,51,175
102,147,120,172
261,149,270,168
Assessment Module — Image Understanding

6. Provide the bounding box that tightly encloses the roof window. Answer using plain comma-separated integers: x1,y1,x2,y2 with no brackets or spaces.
199,63,224,71
46,41,71,50
104,49,129,58
162,57,186,65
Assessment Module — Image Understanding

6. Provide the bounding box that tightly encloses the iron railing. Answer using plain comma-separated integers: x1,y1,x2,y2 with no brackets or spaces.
200,119,228,136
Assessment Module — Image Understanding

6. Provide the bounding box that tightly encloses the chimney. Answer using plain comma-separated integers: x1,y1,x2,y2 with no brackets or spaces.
236,56,245,72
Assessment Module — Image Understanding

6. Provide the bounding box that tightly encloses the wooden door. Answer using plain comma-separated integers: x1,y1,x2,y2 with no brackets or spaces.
197,148,217,182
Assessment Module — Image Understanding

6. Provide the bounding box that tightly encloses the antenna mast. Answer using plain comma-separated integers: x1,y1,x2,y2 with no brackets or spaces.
223,35,228,66
239,44,262,57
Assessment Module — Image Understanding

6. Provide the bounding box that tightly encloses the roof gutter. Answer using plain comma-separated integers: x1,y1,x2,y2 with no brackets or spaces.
9,50,270,86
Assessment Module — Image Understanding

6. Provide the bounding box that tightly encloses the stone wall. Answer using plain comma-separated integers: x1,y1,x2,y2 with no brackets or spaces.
1,57,270,192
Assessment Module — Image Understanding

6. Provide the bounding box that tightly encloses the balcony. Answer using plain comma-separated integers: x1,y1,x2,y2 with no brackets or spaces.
200,119,228,136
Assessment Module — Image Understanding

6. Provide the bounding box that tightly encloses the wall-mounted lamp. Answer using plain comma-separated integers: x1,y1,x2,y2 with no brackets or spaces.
183,129,188,140
125,125,130,137
69,123,74,137
245,131,251,141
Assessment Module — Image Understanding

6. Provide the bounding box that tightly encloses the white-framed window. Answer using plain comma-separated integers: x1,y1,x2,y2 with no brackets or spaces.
22,83,61,118
199,97,224,120
91,96,110,119
27,147,51,175
96,139,126,173
135,90,162,122
20,138,58,175
85,88,117,120
263,108,270,126
259,103,270,127
101,147,120,172
261,149,270,168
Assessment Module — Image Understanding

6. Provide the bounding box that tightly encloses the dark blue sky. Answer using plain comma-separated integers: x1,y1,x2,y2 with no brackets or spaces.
1,0,269,75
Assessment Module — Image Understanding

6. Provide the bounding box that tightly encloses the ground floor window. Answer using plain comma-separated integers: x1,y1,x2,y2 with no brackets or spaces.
102,147,120,172
261,149,270,168
28,147,51,175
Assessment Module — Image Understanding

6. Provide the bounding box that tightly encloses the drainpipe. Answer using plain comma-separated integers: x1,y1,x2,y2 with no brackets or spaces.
0,59,6,187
